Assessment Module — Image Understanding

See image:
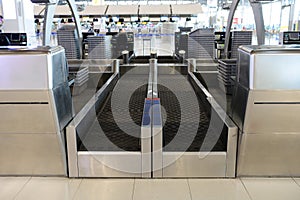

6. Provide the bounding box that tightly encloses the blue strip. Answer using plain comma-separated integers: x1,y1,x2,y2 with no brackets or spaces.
142,99,152,126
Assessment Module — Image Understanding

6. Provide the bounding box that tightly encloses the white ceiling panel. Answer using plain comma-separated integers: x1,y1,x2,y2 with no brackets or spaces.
172,4,202,15
106,5,139,15
139,5,171,15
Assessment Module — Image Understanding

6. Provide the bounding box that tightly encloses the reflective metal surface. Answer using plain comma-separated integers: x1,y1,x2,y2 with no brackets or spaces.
78,152,142,177
0,133,66,176
0,46,72,176
67,73,118,177
67,60,238,178
162,152,226,177
234,45,300,176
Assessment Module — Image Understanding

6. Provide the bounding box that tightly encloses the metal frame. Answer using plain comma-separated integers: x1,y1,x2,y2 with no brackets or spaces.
224,0,265,58
67,60,154,177
67,59,238,178
154,71,238,178
42,0,82,58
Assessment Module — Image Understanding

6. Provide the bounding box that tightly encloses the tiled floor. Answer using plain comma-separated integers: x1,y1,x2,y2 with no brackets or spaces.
1,177,300,200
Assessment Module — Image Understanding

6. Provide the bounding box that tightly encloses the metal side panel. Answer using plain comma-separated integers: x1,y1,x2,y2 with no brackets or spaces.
152,99,163,178
162,152,227,177
78,152,142,177
225,118,238,177
153,126,163,177
0,133,67,176
237,132,300,177
0,104,57,134
244,90,300,133
141,126,151,178
66,124,78,178
0,90,50,102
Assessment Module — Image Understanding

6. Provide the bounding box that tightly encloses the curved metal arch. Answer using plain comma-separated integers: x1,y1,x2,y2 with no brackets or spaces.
43,0,82,58
224,0,265,58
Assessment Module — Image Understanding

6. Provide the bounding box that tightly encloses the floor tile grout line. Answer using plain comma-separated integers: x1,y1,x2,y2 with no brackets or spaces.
131,179,136,200
186,179,193,200
292,177,300,188
13,176,32,200
71,178,84,200
239,178,254,200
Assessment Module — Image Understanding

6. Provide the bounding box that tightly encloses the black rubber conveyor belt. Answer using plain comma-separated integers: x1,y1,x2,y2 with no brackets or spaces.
158,66,226,152
79,67,148,152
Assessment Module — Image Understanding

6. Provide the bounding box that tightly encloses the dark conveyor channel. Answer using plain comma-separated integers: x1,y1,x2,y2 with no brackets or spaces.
79,66,149,151
158,66,227,152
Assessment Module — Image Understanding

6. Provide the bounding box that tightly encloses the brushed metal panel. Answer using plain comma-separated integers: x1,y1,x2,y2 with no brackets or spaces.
244,91,300,133
253,54,300,90
0,91,50,102
153,126,163,177
141,126,151,178
0,104,56,134
66,124,78,177
237,133,300,176
0,133,67,176
162,152,226,177
225,116,238,177
78,152,142,177
0,54,49,90
52,84,73,131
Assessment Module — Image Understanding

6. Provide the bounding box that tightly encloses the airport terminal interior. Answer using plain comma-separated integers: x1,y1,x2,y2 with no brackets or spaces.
1,0,300,199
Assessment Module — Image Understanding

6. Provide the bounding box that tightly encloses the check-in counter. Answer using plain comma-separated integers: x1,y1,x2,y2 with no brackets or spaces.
232,45,300,176
0,46,73,176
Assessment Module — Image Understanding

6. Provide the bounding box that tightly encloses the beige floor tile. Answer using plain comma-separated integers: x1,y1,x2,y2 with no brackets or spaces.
241,178,300,200
15,177,81,200
133,179,191,200
0,177,30,200
189,178,251,200
73,179,134,200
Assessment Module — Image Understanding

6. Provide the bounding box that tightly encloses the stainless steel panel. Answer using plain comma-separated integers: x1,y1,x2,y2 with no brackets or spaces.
252,53,300,90
0,133,67,176
66,124,78,177
141,126,151,178
52,84,73,131
66,73,118,177
0,90,50,102
244,91,300,133
52,51,68,87
237,133,300,176
78,152,142,177
0,104,56,134
0,54,49,90
162,152,226,177
210,99,238,177
0,47,71,176
225,117,238,177
153,126,163,177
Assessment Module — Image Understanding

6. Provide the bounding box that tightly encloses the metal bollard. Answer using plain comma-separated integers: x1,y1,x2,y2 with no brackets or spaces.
187,58,196,73
149,58,158,98
150,50,157,59
112,59,120,74
179,50,186,64
122,50,129,64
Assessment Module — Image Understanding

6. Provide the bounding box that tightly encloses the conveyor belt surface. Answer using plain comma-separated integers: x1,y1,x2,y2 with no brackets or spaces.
158,66,226,152
79,67,148,151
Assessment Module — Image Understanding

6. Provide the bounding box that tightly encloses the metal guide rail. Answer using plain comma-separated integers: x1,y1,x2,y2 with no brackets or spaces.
67,62,151,177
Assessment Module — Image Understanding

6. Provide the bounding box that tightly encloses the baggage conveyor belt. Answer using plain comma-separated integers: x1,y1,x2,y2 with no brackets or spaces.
78,66,226,152
158,66,227,152
79,74,148,152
